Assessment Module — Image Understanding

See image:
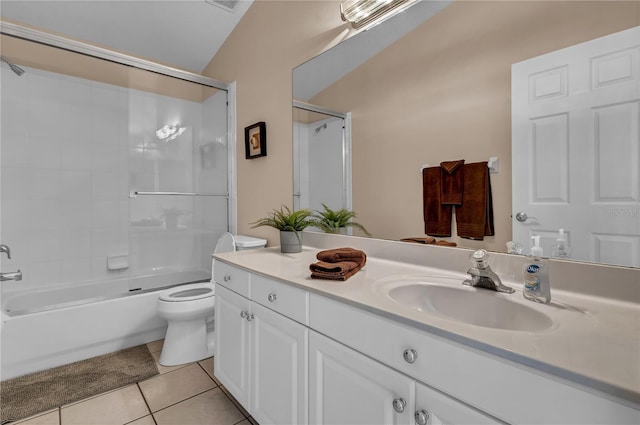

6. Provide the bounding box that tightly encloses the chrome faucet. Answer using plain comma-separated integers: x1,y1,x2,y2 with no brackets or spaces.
1,244,22,282
0,244,10,259
463,249,514,293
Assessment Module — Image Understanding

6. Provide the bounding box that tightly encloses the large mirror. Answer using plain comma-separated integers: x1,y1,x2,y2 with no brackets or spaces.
293,0,639,268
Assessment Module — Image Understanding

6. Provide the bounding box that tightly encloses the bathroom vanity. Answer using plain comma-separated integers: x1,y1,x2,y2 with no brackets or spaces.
213,234,639,425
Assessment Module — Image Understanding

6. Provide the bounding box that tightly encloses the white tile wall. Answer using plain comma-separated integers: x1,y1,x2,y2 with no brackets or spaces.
1,67,229,290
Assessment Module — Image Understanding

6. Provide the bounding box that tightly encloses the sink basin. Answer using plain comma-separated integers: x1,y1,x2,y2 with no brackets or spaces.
382,277,553,332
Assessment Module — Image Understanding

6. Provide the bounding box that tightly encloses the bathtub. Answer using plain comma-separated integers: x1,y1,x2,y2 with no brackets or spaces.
0,270,210,380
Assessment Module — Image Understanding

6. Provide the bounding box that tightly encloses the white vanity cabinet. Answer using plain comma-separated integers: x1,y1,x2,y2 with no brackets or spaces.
214,274,308,425
309,330,499,425
309,330,415,425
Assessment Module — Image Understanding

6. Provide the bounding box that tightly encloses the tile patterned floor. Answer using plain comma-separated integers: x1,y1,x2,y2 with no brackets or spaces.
13,340,257,425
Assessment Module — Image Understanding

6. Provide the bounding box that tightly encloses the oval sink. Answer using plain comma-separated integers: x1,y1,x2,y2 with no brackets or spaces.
385,280,553,332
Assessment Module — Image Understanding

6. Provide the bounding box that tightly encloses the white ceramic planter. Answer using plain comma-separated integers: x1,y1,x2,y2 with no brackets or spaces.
280,231,302,253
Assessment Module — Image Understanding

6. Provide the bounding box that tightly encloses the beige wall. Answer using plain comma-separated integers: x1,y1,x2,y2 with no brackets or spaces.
206,0,638,249
203,0,353,244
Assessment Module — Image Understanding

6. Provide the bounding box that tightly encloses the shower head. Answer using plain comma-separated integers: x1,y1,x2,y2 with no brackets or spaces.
314,123,327,134
1,56,25,76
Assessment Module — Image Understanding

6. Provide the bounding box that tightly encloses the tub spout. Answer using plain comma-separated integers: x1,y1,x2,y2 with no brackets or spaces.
1,270,22,282
0,244,11,259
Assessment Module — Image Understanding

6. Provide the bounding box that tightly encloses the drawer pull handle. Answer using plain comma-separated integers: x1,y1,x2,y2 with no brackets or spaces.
240,310,247,318
267,293,277,302
392,398,407,413
223,275,231,282
414,409,430,425
403,348,418,364
246,313,254,322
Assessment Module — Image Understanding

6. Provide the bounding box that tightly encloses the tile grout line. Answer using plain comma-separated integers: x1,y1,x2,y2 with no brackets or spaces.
149,387,221,416
135,381,155,423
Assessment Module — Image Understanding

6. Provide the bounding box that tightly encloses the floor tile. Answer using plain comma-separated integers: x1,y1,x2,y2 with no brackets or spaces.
198,357,220,384
153,388,244,425
61,384,149,425
125,415,156,425
218,385,250,418
146,339,164,354
150,349,189,375
14,410,59,425
139,363,216,412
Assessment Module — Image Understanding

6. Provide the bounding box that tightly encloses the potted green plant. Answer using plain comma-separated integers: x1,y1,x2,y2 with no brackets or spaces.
311,203,371,237
251,206,314,253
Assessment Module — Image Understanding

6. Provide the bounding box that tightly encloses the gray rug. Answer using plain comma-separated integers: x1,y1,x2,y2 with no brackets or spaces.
0,345,159,424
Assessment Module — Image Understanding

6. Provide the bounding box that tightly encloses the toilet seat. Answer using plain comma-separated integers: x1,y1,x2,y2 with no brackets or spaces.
159,283,215,302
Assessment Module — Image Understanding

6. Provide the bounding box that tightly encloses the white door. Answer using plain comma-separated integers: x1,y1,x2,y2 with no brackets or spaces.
309,330,415,425
512,26,640,266
214,284,251,408
414,381,500,425
251,302,308,425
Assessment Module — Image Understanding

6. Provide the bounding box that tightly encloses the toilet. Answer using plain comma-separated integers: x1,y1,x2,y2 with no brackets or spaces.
156,232,266,366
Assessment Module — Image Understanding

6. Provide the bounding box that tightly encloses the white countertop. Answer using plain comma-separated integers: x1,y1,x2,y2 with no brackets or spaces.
214,246,640,406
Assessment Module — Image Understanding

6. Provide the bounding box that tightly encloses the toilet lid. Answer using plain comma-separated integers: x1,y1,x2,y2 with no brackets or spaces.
159,283,215,302
215,232,236,254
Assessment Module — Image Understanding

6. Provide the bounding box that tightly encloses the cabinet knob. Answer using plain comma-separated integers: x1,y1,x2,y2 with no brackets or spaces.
246,313,254,322
267,293,277,302
223,275,231,282
414,409,430,425
392,398,407,413
403,348,418,364
240,310,247,318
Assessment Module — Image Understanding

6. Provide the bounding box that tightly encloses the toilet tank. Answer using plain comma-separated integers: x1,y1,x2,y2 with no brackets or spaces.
234,235,267,250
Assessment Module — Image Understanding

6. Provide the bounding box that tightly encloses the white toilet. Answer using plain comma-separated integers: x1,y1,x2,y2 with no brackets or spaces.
156,232,266,366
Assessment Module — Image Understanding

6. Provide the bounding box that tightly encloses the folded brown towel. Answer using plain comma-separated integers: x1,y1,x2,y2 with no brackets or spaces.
316,247,366,265
440,160,465,205
400,237,436,244
310,260,362,281
434,240,457,247
400,237,456,247
456,162,494,240
423,167,452,236
311,248,367,281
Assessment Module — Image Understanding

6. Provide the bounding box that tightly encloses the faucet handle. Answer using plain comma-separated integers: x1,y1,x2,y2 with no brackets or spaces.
470,249,489,269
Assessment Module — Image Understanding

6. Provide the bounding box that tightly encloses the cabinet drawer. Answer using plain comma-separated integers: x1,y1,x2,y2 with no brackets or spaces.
214,260,250,298
415,381,499,425
252,274,308,325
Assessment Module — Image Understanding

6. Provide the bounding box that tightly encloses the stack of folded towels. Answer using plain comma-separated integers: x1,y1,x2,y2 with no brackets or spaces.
309,247,367,281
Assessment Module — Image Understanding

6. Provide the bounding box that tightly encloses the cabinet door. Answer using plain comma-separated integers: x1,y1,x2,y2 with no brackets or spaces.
415,381,501,425
214,284,251,408
309,331,415,425
251,302,308,425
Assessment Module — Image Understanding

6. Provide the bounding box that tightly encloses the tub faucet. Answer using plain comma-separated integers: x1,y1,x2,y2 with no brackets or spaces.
1,270,22,282
463,249,514,293
0,244,10,259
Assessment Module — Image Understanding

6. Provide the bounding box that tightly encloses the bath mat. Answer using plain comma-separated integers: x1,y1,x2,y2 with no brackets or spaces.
0,344,159,423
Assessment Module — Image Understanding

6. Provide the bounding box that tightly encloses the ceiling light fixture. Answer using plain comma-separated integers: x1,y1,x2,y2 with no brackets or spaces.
340,0,416,29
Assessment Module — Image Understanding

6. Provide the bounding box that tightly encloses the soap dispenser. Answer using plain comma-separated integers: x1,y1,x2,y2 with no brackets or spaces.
523,236,551,304
552,228,571,259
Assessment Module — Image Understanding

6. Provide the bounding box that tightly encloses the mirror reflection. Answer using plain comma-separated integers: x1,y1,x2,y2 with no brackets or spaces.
292,0,639,268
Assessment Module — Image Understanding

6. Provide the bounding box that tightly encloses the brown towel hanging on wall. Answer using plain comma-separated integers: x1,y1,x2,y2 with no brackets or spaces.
456,162,494,240
440,160,465,205
423,166,452,236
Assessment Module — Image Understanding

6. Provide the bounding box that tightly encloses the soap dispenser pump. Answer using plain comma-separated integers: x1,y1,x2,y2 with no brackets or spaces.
523,236,551,304
552,228,571,259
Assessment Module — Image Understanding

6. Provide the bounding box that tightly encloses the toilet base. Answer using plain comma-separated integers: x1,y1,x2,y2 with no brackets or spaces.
159,317,215,366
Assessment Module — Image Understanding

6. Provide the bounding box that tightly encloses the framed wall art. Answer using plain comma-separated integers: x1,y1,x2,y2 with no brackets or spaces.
245,121,267,159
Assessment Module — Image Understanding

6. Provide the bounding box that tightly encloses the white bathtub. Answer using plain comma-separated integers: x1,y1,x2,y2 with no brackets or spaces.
0,270,210,380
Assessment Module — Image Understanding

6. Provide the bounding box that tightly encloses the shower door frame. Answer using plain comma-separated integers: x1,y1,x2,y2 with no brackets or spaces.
0,20,238,234
292,100,353,214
